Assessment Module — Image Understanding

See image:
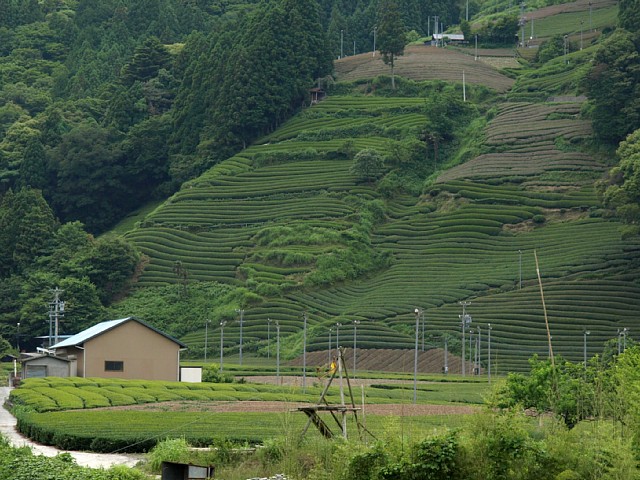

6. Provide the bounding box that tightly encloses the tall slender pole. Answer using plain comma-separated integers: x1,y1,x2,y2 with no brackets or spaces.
466,0,469,21
474,34,478,60
267,318,271,359
373,26,377,57
276,320,281,380
583,329,590,366
488,323,492,383
353,320,360,378
413,308,420,404
328,328,332,362
444,336,449,374
589,1,592,31
421,310,425,351
236,308,244,366
302,311,307,391
617,328,621,355
580,20,584,50
340,30,344,58
219,321,226,372
16,323,20,352
204,319,210,363
477,326,481,375
534,249,554,366
564,35,568,64
335,322,341,349
463,70,466,102
50,287,64,347
519,249,522,289
459,301,471,376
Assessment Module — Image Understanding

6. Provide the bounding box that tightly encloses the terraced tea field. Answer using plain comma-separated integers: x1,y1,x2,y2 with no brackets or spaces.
436,101,604,184
125,85,640,373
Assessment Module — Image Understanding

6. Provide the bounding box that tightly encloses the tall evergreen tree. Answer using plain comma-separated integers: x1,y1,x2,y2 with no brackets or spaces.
377,0,406,89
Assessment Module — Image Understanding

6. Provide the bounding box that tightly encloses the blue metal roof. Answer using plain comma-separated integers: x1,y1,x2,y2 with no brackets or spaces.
51,317,187,349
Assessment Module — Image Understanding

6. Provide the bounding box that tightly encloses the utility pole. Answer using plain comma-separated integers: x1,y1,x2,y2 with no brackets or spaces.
433,16,439,47
335,322,342,349
328,328,332,362
413,308,420,404
459,301,472,376
580,20,584,50
487,323,492,383
463,70,466,102
476,325,481,375
372,26,377,57
236,308,244,366
474,34,478,60
519,3,526,48
219,321,226,372
519,249,522,289
302,311,308,391
16,323,20,352
443,336,449,374
49,287,65,347
267,318,272,359
276,320,281,380
204,319,211,363
340,30,344,59
466,0,469,21
583,328,590,366
353,320,360,378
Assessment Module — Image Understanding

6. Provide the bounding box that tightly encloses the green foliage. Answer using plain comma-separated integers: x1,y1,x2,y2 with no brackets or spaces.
376,0,406,89
601,128,640,225
202,363,234,383
0,442,151,479
491,355,600,428
618,0,640,31
380,433,460,480
475,14,519,45
535,35,567,65
350,148,386,182
583,29,640,144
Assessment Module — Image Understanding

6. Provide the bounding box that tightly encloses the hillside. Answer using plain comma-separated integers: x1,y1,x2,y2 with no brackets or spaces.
117,2,640,373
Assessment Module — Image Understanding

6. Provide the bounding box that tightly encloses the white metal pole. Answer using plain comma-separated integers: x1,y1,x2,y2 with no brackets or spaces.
413,308,420,403
303,311,307,391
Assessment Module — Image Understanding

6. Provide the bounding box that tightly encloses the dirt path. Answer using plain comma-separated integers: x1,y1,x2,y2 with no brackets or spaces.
0,387,142,469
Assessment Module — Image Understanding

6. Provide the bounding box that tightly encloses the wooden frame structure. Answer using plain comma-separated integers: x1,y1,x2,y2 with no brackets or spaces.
298,347,375,440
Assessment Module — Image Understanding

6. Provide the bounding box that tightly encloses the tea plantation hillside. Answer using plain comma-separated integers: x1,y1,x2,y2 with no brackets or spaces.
117,5,640,373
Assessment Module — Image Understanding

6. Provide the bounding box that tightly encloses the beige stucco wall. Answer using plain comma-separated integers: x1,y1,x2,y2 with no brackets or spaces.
77,321,181,381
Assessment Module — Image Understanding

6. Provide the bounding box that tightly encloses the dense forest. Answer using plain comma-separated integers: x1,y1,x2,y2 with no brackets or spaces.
0,0,639,352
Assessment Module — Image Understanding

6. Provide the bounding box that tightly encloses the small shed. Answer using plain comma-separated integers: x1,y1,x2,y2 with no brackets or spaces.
161,461,214,480
309,87,326,104
21,354,74,379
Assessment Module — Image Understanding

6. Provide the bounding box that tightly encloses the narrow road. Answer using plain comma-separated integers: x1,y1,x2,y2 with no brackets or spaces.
0,386,141,469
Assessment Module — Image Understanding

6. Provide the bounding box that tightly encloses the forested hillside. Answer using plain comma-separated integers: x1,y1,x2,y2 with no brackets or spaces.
1,0,640,372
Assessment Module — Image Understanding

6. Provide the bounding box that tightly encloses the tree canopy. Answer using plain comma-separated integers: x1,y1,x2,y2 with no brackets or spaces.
376,0,406,90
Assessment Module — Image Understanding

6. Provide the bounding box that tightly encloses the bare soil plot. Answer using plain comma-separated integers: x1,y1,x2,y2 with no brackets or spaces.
334,45,515,93
526,0,616,20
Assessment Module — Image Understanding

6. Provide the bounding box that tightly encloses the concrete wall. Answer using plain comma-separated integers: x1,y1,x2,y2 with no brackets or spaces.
80,321,181,381
22,357,70,378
